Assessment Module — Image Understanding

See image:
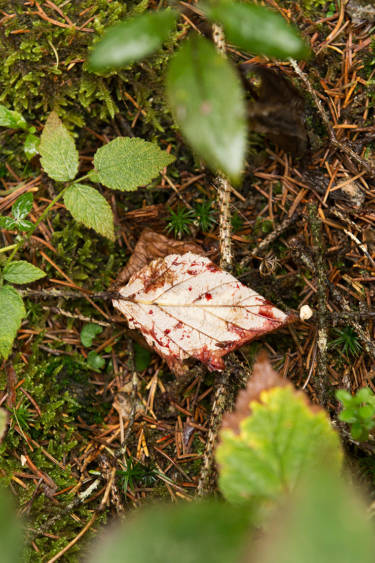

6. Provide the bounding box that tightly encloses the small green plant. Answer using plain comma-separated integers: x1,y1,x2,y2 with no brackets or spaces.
193,200,216,232
330,327,362,357
118,457,157,494
165,206,195,238
0,104,39,161
9,398,35,431
336,387,375,441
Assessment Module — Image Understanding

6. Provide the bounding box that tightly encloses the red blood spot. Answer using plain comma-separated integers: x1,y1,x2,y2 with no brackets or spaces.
258,304,277,321
205,293,212,300
164,329,171,335
187,269,198,275
206,263,219,272
148,310,153,315
175,321,183,329
188,287,192,291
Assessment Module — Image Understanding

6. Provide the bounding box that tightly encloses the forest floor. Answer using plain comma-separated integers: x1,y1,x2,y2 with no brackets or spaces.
1,0,375,561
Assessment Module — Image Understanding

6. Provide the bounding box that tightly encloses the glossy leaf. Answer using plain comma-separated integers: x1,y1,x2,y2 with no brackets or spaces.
3,261,46,284
89,10,177,71
63,183,115,241
0,217,17,230
0,285,26,360
12,192,33,220
94,137,175,191
80,323,103,347
204,2,309,60
23,133,40,160
88,501,252,563
113,253,290,374
217,354,342,504
0,104,28,130
39,112,79,181
167,35,246,183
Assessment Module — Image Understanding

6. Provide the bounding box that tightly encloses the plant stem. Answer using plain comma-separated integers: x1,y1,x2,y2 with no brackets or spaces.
0,244,17,254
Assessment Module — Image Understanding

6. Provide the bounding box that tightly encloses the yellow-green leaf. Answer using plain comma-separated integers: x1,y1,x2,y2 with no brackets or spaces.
39,112,78,181
0,285,26,360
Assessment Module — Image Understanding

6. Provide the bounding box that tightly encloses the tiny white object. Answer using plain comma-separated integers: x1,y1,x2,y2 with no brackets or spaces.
300,304,313,321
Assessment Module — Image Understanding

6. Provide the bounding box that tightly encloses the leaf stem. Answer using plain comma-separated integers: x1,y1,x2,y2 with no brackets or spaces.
0,244,17,254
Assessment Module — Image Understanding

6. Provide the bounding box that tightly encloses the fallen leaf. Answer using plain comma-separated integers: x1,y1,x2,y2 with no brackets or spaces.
113,253,291,374
113,228,205,287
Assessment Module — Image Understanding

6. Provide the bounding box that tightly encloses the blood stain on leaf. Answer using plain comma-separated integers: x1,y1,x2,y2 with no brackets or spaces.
113,253,291,374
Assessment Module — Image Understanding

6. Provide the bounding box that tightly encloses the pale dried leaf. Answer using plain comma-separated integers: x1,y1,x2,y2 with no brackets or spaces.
114,228,205,287
113,253,290,374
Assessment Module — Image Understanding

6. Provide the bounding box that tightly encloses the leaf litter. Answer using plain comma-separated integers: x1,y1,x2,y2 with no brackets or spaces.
113,253,291,374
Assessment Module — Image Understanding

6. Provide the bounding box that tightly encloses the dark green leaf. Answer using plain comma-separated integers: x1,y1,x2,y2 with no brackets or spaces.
16,219,34,232
166,35,246,183
87,350,105,371
80,323,103,347
0,104,28,130
88,501,252,563
23,133,40,160
0,285,26,360
94,137,175,191
12,192,33,220
134,342,151,372
3,261,46,284
39,112,79,181
64,183,115,241
203,2,309,60
89,10,177,71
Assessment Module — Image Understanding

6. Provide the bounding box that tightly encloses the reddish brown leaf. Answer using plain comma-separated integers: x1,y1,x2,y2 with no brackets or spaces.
113,228,205,288
113,253,291,374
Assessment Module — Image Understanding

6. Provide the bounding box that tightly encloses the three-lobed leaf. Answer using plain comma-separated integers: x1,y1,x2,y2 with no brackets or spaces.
93,137,175,191
0,285,26,360
39,111,79,182
0,104,28,130
166,35,246,183
216,355,342,505
89,10,177,71
203,1,309,60
64,183,115,241
3,261,46,284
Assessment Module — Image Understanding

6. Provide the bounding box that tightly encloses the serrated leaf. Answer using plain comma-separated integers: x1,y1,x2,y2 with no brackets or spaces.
0,285,26,360
3,261,46,284
23,133,40,160
63,183,115,241
113,253,290,374
203,2,309,60
39,111,79,181
166,35,246,183
88,501,252,563
89,10,177,71
0,104,28,130
12,192,33,220
80,323,103,347
216,354,342,505
94,137,175,191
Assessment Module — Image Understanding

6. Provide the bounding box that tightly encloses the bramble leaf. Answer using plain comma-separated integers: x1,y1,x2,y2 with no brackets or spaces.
89,10,177,71
166,35,246,183
93,137,175,191
216,355,343,505
64,183,115,241
39,112,79,181
3,261,46,284
0,104,28,130
0,285,26,360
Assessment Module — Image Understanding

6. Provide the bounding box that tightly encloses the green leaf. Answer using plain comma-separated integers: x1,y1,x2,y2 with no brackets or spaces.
336,389,352,405
88,501,252,563
12,192,33,220
87,350,105,371
23,133,40,160
39,111,79,181
80,323,103,347
0,409,8,443
89,10,177,71
203,2,309,60
255,469,375,563
0,488,24,563
166,35,246,183
134,342,151,372
0,217,17,230
0,104,28,130
217,385,342,505
64,183,115,241
16,219,34,232
93,137,175,191
3,261,46,284
0,285,26,360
